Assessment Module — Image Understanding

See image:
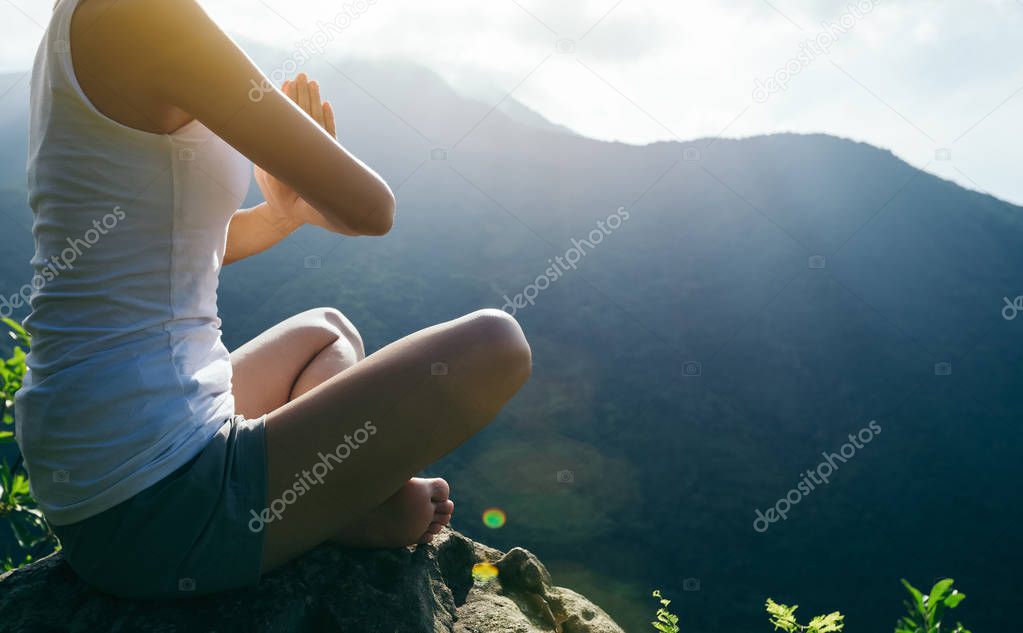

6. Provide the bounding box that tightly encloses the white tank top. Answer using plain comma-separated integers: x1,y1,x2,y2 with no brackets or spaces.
15,0,250,525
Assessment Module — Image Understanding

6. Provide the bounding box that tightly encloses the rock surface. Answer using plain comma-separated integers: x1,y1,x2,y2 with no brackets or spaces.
0,529,624,633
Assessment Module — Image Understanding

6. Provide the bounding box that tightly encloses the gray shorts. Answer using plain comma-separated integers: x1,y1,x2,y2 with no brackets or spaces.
51,414,269,598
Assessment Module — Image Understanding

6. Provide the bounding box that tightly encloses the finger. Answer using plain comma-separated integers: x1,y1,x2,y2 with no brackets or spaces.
283,78,297,103
323,101,337,138
296,73,311,113
308,80,325,127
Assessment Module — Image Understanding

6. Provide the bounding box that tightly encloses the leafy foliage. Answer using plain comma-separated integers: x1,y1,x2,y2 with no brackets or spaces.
650,590,680,633
0,317,57,570
649,581,973,633
895,578,971,633
1,316,29,431
765,598,844,633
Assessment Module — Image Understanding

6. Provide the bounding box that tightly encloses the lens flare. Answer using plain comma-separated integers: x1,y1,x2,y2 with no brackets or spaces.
471,562,499,583
482,507,506,529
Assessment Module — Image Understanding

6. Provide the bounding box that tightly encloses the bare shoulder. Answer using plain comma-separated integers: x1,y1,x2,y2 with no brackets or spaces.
69,0,231,132
71,0,228,76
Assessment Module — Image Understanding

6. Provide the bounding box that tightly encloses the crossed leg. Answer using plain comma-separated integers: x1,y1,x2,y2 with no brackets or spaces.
230,308,457,550
230,307,531,574
231,307,367,415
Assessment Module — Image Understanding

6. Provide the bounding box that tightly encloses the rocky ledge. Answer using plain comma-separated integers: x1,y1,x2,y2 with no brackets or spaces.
0,529,623,633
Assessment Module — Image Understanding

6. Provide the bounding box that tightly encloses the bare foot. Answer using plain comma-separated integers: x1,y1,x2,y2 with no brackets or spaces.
331,477,454,548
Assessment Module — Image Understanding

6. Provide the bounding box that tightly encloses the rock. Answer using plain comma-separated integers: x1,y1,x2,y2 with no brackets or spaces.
0,529,624,633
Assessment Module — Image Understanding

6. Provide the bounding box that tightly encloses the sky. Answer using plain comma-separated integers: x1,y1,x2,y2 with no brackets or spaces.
2,0,1022,205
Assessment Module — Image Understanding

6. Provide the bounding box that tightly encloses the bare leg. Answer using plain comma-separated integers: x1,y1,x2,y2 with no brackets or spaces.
230,308,454,549
231,308,531,573
231,306,366,419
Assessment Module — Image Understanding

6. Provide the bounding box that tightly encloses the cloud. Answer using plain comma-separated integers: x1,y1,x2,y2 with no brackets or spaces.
3,0,1022,204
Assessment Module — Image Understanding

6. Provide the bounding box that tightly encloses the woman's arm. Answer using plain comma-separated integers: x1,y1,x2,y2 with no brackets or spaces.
99,0,395,236
223,203,299,266
225,77,345,265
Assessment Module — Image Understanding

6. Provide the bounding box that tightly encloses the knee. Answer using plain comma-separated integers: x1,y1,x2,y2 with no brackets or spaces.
463,308,530,356
454,309,532,391
301,307,365,360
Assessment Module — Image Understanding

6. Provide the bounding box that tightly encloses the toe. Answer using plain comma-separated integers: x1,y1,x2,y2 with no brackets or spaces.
426,522,445,535
418,532,436,545
429,478,450,502
435,499,454,515
433,512,452,527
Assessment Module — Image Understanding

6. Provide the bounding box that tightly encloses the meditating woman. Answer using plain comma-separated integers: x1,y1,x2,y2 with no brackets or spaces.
16,0,531,597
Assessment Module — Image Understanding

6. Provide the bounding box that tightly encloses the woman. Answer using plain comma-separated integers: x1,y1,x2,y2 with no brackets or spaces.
15,0,531,597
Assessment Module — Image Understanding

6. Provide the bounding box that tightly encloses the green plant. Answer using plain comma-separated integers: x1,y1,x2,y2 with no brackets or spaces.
643,579,972,633
765,598,844,633
0,317,57,570
895,578,970,633
650,589,680,633
0,317,29,437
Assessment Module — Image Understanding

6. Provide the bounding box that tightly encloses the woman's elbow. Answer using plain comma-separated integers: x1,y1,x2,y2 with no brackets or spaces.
319,183,395,236
361,190,396,236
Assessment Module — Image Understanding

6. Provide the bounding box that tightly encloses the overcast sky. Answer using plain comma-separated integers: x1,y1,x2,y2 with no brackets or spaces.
3,0,1022,205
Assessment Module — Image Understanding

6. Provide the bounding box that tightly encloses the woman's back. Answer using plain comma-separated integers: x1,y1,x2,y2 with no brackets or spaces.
17,0,250,526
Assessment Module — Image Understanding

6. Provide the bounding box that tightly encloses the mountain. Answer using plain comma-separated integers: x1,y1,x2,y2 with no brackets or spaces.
1,47,1021,632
